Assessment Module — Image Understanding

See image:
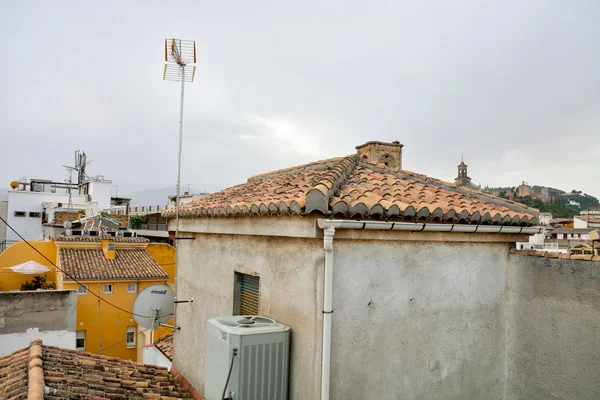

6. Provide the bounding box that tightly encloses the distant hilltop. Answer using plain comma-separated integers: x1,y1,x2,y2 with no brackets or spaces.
485,182,599,218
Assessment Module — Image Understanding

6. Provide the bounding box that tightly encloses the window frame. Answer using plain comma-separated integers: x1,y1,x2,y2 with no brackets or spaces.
103,284,113,294
76,330,86,350
127,283,137,293
126,326,136,348
78,284,88,295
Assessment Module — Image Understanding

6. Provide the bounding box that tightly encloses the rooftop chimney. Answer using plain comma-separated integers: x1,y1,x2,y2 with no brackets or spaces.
101,238,116,260
355,140,403,171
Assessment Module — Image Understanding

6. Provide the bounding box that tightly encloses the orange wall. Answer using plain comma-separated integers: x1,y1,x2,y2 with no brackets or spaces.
145,243,176,284
62,278,170,361
0,241,57,291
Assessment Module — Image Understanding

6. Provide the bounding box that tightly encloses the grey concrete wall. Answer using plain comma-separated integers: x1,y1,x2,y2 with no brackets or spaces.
0,290,77,355
173,233,324,400
331,240,510,400
506,255,600,400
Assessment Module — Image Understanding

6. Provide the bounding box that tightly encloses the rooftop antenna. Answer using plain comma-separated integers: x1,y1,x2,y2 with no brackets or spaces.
163,38,196,331
62,165,78,209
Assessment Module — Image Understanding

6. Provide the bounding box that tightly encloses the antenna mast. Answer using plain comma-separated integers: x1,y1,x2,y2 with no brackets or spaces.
163,38,196,326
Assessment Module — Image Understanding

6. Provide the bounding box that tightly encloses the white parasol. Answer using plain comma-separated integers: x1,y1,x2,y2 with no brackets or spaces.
9,260,51,275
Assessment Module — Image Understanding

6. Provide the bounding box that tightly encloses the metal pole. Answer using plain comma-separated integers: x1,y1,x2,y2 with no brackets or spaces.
173,64,186,325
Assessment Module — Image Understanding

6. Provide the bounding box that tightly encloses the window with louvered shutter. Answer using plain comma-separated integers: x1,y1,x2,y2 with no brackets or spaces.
233,272,260,316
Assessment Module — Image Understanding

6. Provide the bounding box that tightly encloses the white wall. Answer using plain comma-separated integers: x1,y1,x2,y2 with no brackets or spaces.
87,180,112,210
0,201,7,243
0,329,75,356
574,217,588,229
143,345,172,369
6,191,87,241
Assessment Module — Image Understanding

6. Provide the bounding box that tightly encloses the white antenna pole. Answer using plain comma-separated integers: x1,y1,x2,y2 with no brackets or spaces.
175,64,185,250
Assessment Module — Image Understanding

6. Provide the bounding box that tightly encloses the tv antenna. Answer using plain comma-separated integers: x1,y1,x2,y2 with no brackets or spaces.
61,165,77,209
163,38,196,330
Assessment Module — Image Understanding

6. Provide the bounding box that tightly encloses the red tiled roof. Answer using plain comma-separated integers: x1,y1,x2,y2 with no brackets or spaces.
163,153,538,225
54,235,149,243
0,347,29,399
155,334,173,361
0,339,193,399
58,248,168,281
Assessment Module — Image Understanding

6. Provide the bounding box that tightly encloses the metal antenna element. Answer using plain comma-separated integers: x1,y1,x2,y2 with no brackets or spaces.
163,38,196,331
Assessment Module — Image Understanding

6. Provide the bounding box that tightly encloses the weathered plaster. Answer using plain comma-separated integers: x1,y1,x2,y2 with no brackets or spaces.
0,290,77,355
173,233,324,400
506,256,600,400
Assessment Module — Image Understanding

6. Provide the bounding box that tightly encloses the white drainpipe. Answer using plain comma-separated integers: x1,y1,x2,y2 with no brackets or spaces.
317,218,541,400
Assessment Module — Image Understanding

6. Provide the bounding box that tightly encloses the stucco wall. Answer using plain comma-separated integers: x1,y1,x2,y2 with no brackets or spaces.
173,233,324,400
331,240,510,400
0,290,77,355
506,255,600,400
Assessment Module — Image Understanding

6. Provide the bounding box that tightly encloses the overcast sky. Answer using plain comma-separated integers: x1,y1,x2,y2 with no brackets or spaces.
1,1,599,200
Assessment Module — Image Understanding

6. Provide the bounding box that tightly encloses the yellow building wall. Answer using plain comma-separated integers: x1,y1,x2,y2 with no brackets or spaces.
145,243,176,284
0,240,57,291
0,239,176,363
61,277,171,361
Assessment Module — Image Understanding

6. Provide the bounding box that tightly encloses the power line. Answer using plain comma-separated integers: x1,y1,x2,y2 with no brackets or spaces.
0,215,156,319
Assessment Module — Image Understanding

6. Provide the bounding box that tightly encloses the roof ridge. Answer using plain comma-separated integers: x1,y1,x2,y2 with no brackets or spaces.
305,155,359,214
359,162,539,219
27,338,43,400
247,156,345,183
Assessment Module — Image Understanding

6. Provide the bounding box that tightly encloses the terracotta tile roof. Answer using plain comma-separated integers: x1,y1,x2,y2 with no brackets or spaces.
0,339,193,399
155,334,173,361
163,150,538,225
0,346,29,399
58,248,168,281
54,235,149,243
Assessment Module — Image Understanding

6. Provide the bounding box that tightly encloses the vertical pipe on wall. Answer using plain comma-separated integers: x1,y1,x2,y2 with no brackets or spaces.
321,225,335,400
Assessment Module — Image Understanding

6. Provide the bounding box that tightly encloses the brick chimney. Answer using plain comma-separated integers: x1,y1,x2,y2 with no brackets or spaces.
356,140,404,171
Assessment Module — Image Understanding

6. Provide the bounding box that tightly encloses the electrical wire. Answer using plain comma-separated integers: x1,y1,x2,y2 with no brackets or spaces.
221,348,238,400
0,215,157,319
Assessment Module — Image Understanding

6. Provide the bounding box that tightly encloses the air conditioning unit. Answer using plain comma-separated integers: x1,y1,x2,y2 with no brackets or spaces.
123,231,137,237
71,230,83,236
89,230,101,237
205,316,290,400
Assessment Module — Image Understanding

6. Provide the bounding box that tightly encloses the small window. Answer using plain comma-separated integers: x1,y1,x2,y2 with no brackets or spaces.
233,272,260,316
29,212,41,218
127,283,137,293
78,284,88,295
126,326,136,348
14,211,26,217
76,331,86,350
103,284,113,294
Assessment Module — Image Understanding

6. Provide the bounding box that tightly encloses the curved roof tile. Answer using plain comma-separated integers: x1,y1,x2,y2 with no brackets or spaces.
162,153,538,226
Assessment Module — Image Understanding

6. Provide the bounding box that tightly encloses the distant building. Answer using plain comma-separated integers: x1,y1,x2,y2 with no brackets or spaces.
4,155,127,248
574,215,600,229
168,192,210,209
548,228,595,241
453,158,479,189
538,212,552,226
517,182,531,198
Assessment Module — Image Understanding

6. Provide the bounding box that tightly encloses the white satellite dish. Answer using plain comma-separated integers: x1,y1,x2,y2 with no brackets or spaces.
63,220,72,229
133,284,175,329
